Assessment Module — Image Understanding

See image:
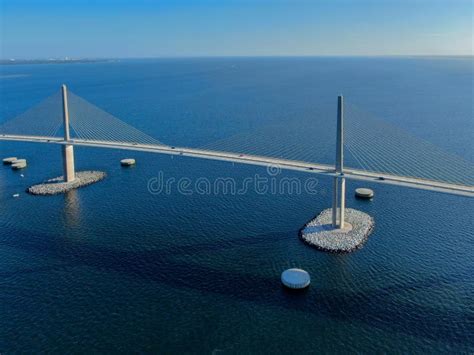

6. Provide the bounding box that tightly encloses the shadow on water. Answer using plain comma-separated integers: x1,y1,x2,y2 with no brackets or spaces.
1,226,472,347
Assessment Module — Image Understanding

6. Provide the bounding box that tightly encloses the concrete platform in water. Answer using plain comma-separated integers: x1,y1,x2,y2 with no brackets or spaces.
3,157,18,164
120,158,136,166
12,161,27,169
28,171,106,195
355,188,374,199
281,268,311,289
300,208,374,253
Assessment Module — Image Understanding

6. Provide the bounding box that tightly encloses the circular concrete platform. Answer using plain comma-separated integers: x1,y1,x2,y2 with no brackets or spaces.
355,188,374,199
12,162,27,170
121,158,136,166
281,268,310,289
3,157,18,164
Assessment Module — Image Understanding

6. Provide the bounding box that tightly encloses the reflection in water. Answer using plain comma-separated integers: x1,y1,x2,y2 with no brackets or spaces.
63,189,81,228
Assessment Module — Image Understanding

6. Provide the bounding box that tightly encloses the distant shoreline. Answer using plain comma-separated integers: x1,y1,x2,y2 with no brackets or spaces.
1,55,472,66
0,58,113,66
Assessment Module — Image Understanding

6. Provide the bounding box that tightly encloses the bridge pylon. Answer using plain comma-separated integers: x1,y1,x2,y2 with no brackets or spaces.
61,84,75,182
332,95,345,228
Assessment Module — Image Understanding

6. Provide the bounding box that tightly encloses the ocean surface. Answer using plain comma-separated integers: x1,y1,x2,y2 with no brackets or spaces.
0,57,473,353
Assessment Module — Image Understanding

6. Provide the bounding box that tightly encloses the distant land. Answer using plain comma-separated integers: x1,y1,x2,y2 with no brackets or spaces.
0,58,111,65
0,55,471,66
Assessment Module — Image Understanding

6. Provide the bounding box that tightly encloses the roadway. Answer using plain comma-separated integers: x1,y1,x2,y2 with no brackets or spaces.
1,134,473,197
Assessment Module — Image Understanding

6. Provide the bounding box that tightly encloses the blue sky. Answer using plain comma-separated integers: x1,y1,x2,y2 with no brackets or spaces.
0,0,472,58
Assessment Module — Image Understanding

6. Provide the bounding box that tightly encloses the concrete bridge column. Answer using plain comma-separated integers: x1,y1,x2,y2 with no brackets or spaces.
62,144,75,182
61,84,75,182
332,95,345,229
332,175,346,229
339,176,346,228
332,176,338,227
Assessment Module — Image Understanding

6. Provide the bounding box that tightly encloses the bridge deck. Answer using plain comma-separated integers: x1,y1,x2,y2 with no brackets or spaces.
1,134,472,197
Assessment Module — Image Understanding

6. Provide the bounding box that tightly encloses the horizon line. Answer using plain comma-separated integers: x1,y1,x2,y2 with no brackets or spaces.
2,54,473,61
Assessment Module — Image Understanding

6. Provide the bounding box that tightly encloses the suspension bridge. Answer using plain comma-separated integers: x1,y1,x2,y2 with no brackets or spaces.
1,85,473,228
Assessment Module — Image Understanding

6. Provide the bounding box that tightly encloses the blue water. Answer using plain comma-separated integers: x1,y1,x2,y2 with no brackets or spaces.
1,57,473,353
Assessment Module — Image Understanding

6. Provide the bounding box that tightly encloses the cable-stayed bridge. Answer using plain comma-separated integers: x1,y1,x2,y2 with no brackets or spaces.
1,86,473,226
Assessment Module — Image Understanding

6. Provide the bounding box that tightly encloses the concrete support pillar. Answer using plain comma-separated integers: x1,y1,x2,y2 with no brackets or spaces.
332,176,338,227
332,95,345,229
61,84,75,182
62,144,75,182
340,177,345,228
331,176,346,228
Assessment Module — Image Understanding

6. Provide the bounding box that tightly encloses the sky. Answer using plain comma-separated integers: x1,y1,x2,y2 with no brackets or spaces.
0,0,472,58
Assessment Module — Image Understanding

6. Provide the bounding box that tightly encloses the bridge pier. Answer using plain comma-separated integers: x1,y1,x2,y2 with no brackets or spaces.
332,175,346,228
332,95,345,229
300,95,375,253
62,144,75,182
61,84,75,182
